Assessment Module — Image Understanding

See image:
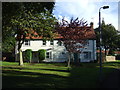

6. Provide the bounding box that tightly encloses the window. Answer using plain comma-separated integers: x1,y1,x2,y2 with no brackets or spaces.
24,40,30,46
87,41,89,46
50,40,54,45
46,52,52,59
57,41,62,46
84,52,91,59
43,40,46,45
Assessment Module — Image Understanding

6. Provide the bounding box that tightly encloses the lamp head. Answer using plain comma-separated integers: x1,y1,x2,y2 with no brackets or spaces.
103,6,109,9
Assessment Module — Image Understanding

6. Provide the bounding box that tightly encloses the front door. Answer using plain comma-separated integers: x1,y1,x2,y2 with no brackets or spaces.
32,52,39,63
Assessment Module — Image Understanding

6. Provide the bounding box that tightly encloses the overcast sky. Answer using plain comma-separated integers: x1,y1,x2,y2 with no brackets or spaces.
53,0,119,30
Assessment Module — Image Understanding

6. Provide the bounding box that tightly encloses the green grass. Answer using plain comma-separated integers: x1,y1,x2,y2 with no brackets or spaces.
2,60,120,88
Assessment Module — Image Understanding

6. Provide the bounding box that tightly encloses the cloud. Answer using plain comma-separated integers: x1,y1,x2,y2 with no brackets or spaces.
53,0,118,30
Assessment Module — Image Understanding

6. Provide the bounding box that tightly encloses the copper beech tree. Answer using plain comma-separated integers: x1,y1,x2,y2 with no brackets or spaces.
56,17,91,67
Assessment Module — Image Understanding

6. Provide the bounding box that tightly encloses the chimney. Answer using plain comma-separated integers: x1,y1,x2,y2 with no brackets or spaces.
90,22,93,27
90,22,94,30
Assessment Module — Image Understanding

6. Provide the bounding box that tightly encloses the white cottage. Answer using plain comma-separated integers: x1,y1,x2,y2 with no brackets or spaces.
15,23,96,63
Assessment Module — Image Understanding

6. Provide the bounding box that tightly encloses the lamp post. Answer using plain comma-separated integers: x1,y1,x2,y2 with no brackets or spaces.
99,6,109,83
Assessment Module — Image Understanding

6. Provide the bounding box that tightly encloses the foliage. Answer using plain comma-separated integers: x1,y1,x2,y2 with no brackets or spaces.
108,49,115,56
11,9,57,51
56,17,89,53
25,49,32,62
56,17,92,66
38,49,46,62
2,2,55,53
2,2,56,65
2,37,16,53
94,20,119,54
116,55,120,60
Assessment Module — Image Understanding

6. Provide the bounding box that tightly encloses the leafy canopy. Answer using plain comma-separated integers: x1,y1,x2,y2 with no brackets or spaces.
2,2,55,53
94,20,119,50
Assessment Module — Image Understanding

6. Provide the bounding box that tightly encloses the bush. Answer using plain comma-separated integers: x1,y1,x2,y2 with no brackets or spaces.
25,49,32,63
116,54,120,60
38,49,46,62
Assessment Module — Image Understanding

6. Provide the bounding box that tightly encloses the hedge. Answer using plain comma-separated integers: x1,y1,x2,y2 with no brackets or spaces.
25,49,32,63
38,49,46,62
116,54,120,60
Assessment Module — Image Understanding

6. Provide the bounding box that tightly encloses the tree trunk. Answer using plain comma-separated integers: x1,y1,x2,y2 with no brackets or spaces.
67,52,71,70
104,46,107,56
19,49,23,66
104,46,107,62
71,53,74,63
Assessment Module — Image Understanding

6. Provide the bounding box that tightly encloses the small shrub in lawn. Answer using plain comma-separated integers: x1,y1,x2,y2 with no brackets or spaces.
116,54,120,60
25,49,32,63
38,49,46,62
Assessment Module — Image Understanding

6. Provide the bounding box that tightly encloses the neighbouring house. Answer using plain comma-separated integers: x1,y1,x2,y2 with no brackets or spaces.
15,23,96,63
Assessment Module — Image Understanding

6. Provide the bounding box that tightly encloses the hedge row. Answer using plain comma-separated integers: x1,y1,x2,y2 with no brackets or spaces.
25,49,32,63
38,49,46,62
25,49,46,62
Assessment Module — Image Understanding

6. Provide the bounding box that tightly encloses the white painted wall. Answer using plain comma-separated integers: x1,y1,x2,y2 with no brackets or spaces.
80,40,96,62
15,39,96,62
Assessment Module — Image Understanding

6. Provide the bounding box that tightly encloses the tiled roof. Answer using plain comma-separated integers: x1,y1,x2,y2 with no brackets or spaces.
24,23,96,40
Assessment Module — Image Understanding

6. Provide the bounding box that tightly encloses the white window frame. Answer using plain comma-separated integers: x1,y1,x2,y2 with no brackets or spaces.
24,40,30,46
50,40,54,45
46,52,52,59
57,41,62,46
84,52,91,59
43,40,46,45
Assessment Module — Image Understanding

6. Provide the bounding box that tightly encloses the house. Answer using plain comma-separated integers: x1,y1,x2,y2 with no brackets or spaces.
15,22,96,63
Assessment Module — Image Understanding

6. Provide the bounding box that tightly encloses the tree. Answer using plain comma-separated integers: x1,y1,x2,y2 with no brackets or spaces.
12,8,57,66
94,19,118,55
2,2,55,53
56,17,92,67
2,2,56,65
115,34,120,50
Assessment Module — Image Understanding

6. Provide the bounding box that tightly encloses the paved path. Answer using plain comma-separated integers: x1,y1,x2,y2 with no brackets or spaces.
101,69,120,88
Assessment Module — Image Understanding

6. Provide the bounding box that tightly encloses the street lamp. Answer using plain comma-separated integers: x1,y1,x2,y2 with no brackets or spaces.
99,6,109,83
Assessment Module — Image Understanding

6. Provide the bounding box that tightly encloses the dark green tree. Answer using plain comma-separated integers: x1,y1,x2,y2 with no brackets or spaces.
2,2,55,53
94,20,119,55
2,2,56,65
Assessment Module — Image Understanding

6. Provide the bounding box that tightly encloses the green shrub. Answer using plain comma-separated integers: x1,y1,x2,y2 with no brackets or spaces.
116,54,120,60
38,49,46,62
25,49,32,63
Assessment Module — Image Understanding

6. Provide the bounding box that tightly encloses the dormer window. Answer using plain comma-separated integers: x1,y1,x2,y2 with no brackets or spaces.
24,40,30,46
43,40,46,45
57,41,62,46
50,40,54,45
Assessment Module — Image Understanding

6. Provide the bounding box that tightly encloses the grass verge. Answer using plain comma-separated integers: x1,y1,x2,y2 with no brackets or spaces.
2,60,120,88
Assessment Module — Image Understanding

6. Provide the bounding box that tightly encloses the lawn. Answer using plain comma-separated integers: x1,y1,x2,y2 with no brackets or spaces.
2,60,120,89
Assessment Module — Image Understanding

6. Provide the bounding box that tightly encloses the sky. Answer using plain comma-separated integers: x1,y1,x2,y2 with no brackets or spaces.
53,0,119,30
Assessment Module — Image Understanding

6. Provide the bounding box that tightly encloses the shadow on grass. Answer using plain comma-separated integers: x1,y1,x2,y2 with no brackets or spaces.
101,68,120,88
104,61,120,64
2,62,120,89
68,64,119,88
2,69,70,89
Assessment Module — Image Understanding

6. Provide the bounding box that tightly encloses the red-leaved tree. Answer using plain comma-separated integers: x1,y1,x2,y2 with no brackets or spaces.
56,17,91,67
